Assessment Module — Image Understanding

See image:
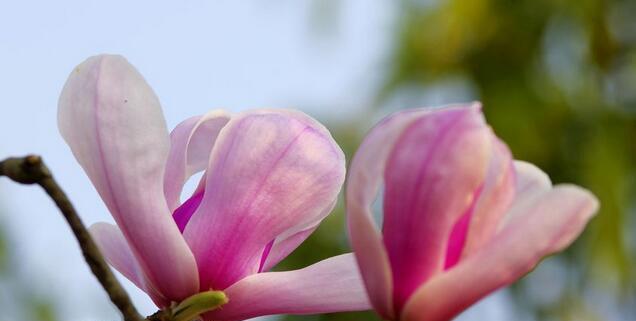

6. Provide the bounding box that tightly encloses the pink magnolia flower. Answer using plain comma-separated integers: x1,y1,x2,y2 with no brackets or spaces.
346,104,599,321
58,55,370,320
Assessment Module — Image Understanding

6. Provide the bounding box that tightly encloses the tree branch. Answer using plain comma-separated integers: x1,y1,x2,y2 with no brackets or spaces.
0,155,144,321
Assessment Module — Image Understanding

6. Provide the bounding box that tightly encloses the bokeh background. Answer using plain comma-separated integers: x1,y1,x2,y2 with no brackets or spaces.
1,1,635,320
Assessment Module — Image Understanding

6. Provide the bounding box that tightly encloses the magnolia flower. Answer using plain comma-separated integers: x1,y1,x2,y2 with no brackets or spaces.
346,104,599,321
58,55,369,320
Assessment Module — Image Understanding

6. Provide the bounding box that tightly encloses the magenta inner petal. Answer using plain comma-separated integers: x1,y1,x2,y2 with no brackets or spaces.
172,191,205,233
444,211,471,270
258,239,275,273
444,186,483,270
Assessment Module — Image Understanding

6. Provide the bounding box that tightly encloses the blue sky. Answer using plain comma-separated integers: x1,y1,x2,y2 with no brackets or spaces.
0,1,516,320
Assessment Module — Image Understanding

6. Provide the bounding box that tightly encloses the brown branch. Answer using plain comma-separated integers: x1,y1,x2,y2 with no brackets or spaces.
0,155,144,321
146,310,173,321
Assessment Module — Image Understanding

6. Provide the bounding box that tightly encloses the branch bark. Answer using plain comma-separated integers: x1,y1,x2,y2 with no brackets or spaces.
0,155,144,321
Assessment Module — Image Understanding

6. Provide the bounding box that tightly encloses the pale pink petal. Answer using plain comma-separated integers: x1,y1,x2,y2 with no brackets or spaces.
499,161,552,227
382,106,491,311
456,138,516,260
346,107,441,319
512,160,552,204
58,55,198,300
204,254,371,321
89,223,168,307
184,110,345,290
401,185,599,321
164,111,231,211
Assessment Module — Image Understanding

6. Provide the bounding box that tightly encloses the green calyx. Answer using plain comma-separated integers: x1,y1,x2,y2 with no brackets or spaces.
172,290,228,321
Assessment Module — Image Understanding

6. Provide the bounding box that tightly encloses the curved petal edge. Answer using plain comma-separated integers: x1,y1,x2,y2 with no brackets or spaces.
204,254,371,321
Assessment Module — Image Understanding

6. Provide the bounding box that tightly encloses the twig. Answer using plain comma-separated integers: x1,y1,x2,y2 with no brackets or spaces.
146,310,173,321
0,155,144,321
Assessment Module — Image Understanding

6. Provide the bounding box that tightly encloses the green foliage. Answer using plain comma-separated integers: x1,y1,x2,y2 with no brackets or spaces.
30,299,57,321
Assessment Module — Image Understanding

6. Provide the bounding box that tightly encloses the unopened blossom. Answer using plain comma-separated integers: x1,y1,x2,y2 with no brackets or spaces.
346,104,599,321
58,55,370,320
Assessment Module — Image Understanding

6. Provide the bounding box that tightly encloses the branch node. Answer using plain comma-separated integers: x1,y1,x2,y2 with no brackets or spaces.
0,155,50,184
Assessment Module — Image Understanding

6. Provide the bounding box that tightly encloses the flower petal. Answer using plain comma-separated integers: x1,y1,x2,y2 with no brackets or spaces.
173,190,205,233
499,161,552,227
401,185,599,321
346,107,434,319
58,55,199,300
258,198,337,272
512,160,552,205
260,225,318,272
456,138,516,260
89,222,168,307
184,110,345,290
382,105,491,311
204,254,371,321
164,110,231,212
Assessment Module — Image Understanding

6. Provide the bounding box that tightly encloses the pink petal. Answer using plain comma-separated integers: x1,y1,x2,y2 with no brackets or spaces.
89,222,169,307
259,198,337,272
346,107,436,319
173,190,204,233
499,161,552,227
58,55,198,300
456,138,516,260
382,106,491,311
204,254,371,321
164,111,231,212
184,110,345,290
401,185,599,321
512,160,552,204
260,225,318,272
443,195,480,270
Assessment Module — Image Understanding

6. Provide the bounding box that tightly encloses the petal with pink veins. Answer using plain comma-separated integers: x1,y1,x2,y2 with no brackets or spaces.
58,55,199,300
184,110,345,290
204,254,370,321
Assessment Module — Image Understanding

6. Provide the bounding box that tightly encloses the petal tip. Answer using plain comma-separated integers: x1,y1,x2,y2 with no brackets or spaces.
72,54,127,75
554,184,600,218
469,101,483,111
